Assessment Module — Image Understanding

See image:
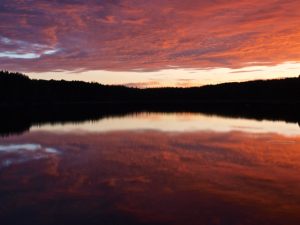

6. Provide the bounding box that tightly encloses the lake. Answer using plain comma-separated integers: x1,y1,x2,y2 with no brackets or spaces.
1,112,300,225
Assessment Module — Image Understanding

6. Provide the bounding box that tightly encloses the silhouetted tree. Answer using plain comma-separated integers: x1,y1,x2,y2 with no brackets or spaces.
1,70,300,105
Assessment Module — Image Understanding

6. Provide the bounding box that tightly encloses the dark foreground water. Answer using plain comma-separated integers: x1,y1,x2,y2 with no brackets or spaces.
1,112,300,225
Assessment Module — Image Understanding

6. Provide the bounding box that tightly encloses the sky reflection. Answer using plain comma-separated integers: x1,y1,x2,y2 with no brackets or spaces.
1,128,300,224
30,112,300,136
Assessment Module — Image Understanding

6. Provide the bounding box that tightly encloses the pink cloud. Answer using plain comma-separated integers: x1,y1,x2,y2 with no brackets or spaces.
0,0,300,72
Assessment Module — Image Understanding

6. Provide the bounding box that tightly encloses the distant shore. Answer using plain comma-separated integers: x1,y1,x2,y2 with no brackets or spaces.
1,71,300,105
1,70,300,136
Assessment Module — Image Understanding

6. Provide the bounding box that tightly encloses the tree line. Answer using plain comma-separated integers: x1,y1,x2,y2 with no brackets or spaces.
1,70,300,104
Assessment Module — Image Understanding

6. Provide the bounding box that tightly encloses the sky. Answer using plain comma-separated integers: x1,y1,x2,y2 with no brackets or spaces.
1,0,300,87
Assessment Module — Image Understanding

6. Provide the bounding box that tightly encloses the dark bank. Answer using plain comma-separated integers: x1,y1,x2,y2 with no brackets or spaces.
1,71,300,136
1,71,300,105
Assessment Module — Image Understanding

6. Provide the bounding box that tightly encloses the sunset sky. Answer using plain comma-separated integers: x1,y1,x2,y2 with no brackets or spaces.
1,0,300,87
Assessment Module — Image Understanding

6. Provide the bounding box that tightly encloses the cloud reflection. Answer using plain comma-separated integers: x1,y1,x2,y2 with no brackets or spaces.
0,143,60,169
1,130,300,224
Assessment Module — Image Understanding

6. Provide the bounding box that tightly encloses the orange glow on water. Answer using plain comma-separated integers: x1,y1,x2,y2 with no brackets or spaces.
1,130,300,224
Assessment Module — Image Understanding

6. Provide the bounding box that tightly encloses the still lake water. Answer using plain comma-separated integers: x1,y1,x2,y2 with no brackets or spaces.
1,112,300,225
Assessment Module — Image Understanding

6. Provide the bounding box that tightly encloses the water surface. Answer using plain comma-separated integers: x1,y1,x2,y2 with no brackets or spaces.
1,112,300,225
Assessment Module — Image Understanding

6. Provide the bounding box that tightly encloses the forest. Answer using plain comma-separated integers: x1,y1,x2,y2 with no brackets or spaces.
1,70,300,104
1,70,300,136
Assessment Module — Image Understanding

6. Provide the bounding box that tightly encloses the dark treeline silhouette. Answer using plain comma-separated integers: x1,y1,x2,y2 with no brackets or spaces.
0,71,139,104
1,70,300,136
1,70,300,104
0,69,300,135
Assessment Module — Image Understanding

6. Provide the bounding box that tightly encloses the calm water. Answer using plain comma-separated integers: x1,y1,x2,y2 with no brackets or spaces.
1,112,300,225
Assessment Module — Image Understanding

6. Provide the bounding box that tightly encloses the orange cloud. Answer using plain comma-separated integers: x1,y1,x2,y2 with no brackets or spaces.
0,0,300,73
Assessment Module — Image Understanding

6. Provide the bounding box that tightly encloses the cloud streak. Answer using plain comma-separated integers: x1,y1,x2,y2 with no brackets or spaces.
1,0,300,73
